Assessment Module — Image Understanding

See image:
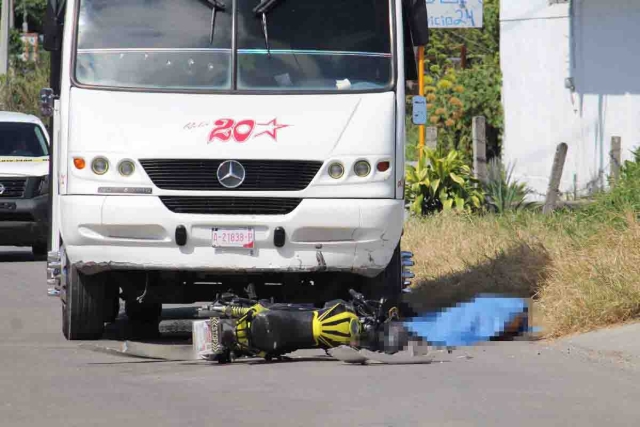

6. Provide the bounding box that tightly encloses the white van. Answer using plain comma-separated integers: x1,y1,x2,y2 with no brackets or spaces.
0,112,50,255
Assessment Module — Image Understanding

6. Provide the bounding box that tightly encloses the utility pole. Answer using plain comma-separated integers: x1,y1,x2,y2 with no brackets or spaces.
417,45,426,160
0,0,15,75
22,0,28,33
0,0,11,75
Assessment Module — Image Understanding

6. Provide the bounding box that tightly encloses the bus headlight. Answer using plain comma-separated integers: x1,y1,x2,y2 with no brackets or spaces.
354,160,371,177
328,162,344,179
117,160,136,177
91,157,109,175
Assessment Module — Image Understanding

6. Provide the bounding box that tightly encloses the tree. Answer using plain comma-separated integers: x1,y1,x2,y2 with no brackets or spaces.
0,0,49,118
407,0,502,163
15,0,47,32
0,0,47,32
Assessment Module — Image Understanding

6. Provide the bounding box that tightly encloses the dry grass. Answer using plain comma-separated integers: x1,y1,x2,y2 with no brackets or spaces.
402,211,640,338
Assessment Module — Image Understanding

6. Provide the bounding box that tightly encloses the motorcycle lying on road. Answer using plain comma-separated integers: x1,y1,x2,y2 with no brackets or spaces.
200,289,419,363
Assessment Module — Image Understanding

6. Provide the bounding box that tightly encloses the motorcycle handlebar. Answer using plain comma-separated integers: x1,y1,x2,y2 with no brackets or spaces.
349,289,364,300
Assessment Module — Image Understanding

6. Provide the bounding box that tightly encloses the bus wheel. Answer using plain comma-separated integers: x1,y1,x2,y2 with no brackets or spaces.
62,261,106,340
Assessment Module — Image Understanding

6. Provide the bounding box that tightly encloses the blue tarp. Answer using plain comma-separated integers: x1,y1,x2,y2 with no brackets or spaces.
403,294,532,347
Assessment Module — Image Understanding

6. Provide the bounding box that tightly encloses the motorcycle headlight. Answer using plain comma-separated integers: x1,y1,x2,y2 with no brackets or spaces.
37,175,50,195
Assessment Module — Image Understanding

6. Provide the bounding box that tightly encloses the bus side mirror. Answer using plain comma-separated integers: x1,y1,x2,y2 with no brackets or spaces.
406,0,429,47
40,88,55,118
411,95,427,125
43,1,64,52
402,0,429,83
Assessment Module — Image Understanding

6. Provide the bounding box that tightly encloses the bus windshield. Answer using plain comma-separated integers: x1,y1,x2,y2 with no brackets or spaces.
75,0,393,92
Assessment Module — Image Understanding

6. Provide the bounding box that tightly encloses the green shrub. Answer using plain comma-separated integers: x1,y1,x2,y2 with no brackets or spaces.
456,59,503,159
483,158,533,213
577,147,640,226
411,0,503,162
405,147,484,215
0,53,50,121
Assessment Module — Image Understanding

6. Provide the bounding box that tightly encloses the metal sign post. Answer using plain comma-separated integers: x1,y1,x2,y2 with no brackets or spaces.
417,46,426,160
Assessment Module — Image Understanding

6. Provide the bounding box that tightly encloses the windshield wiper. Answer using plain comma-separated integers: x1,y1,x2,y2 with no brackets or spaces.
205,0,226,45
253,0,284,14
253,0,286,57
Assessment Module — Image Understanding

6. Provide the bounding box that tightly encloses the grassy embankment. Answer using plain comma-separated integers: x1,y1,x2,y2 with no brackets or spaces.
402,164,640,338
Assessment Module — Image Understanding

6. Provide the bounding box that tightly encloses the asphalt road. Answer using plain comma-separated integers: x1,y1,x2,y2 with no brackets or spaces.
1,247,640,427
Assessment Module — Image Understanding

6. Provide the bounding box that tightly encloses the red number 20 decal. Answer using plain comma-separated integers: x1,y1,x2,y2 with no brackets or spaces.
209,119,256,143
208,119,234,142
233,120,256,142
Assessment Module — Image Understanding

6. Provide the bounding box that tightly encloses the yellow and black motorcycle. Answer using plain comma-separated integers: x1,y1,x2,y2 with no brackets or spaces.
205,289,408,363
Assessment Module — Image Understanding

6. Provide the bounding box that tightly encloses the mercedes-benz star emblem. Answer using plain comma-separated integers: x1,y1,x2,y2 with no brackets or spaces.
217,160,246,189
0,183,5,195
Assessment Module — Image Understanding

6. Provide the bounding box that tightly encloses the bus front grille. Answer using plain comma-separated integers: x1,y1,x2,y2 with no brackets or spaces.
159,196,302,216
139,159,322,192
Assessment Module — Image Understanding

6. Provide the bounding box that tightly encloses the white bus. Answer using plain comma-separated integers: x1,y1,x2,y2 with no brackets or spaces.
41,0,429,340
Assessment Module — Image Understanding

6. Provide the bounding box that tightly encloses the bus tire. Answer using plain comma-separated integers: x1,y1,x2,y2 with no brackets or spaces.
62,263,106,340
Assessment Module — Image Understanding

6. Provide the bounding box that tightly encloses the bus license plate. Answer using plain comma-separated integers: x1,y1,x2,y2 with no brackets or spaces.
212,227,255,249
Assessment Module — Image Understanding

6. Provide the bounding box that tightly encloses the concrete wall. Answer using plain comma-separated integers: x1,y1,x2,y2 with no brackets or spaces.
500,0,640,199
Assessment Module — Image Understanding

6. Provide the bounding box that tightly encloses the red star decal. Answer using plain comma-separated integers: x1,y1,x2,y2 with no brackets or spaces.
254,118,291,141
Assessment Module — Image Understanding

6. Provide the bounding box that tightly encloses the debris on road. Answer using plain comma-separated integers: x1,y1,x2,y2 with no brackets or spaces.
80,341,196,361
329,346,435,365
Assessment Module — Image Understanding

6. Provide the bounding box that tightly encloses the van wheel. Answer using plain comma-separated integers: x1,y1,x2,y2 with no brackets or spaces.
62,262,106,340
361,243,403,315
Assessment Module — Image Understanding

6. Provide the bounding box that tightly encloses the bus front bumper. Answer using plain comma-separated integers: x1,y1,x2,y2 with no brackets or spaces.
58,196,404,278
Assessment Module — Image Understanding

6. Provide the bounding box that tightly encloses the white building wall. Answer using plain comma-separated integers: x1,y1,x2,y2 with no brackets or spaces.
500,0,640,199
